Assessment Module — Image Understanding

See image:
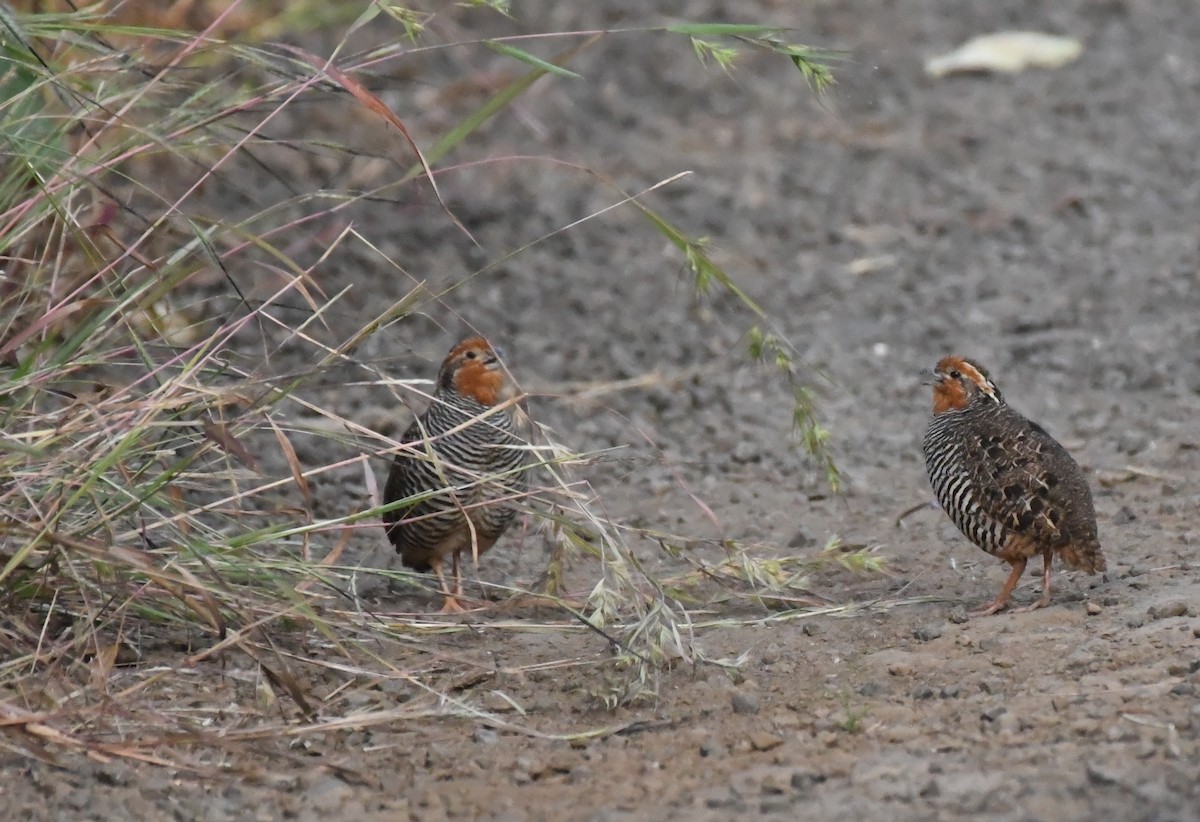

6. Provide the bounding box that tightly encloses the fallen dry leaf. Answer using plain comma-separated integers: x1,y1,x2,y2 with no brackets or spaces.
925,32,1083,78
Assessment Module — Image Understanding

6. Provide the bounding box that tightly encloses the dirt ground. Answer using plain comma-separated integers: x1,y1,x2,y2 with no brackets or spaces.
7,0,1200,819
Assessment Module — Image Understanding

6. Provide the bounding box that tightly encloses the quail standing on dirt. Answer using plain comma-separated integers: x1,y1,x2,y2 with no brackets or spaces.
383,336,527,613
922,355,1105,615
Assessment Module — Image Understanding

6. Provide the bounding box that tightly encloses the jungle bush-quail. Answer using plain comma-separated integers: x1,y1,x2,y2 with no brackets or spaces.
382,336,527,612
922,355,1105,615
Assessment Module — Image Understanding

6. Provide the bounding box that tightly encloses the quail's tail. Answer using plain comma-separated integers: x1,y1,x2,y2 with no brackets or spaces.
1060,539,1105,574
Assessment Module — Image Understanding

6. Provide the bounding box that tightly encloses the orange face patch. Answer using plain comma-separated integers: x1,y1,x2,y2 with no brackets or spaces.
932,375,970,413
443,336,509,406
930,355,998,414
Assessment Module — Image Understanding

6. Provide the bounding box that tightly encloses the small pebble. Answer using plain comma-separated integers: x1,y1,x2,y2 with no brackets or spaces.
857,681,890,697
948,608,970,624
791,769,824,791
1086,601,1102,616
748,732,784,752
1149,602,1191,620
940,685,961,699
788,528,815,548
472,728,500,745
1112,505,1137,524
760,775,789,795
731,691,761,715
911,684,936,700
981,705,1008,722
1086,763,1119,786
914,623,944,642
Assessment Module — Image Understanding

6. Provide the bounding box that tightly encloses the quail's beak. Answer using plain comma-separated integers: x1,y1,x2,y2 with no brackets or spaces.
920,368,942,387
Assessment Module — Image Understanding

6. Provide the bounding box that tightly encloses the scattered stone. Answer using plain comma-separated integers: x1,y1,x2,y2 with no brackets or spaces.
911,684,936,700
981,705,1008,722
1148,602,1191,620
1086,601,1102,616
66,789,90,811
857,681,891,697
1167,662,1191,677
514,754,545,780
760,774,789,795
1086,762,1119,786
914,622,944,642
304,776,354,813
802,622,822,636
948,608,970,624
1125,615,1146,630
760,797,792,813
888,662,915,677
1194,625,1200,639
1169,682,1196,697
790,769,825,791
472,728,500,745
731,441,761,464
731,691,761,715
1124,565,1144,578
996,711,1021,735
940,685,962,699
788,528,815,548
699,739,725,758
483,691,520,713
1112,505,1138,524
919,778,941,798
748,732,784,752
979,678,1005,695
423,743,453,767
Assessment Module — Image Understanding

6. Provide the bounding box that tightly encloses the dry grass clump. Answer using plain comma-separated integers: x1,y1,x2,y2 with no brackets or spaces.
0,3,868,765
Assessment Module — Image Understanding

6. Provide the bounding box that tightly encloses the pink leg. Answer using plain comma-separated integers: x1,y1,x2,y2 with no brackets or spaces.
1010,552,1053,614
972,557,1027,616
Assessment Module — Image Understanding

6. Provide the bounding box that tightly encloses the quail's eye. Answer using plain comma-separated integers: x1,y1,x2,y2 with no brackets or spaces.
949,369,962,380
465,350,478,360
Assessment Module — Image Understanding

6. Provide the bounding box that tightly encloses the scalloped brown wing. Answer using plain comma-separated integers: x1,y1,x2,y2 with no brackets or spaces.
966,417,1103,571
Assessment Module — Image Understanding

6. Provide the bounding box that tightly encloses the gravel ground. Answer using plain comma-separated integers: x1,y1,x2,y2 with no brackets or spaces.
5,1,1199,819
